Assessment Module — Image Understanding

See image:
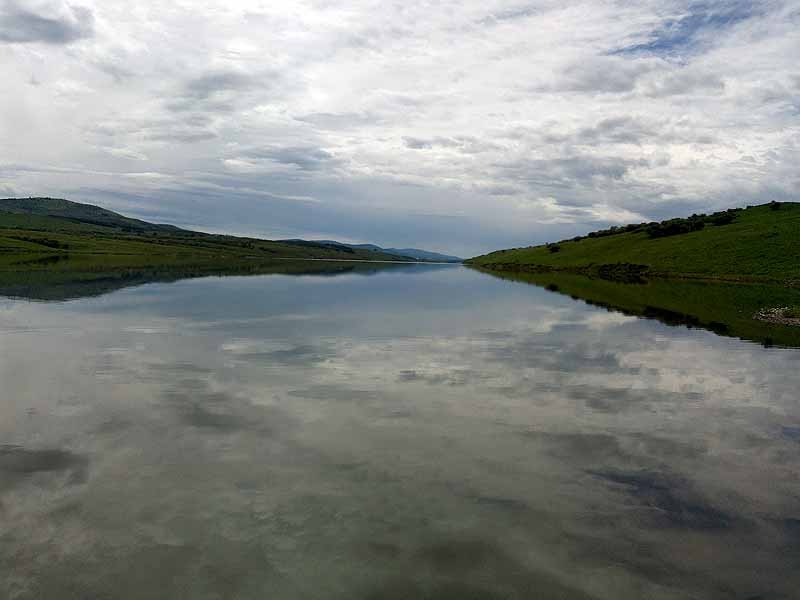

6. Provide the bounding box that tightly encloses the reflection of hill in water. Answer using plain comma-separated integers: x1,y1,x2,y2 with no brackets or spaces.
476,268,800,349
0,258,449,302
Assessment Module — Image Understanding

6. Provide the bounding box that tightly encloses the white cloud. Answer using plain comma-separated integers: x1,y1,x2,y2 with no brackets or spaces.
0,0,798,255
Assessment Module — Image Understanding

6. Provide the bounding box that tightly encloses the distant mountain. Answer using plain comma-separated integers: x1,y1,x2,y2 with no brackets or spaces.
289,240,463,263
384,248,463,263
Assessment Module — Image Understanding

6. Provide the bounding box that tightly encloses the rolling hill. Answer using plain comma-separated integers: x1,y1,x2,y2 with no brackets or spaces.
467,202,800,285
0,197,418,264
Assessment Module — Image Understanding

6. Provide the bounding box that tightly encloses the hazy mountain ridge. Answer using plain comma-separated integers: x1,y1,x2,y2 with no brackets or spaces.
286,240,463,262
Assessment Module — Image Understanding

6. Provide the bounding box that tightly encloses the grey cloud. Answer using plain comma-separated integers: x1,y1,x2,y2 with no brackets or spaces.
294,111,381,130
754,75,800,110
184,71,255,100
546,57,723,99
579,116,654,144
477,4,543,26
144,130,217,143
0,1,94,44
543,115,716,148
549,57,664,94
95,61,135,84
165,69,268,114
495,155,649,189
544,116,658,146
88,114,218,145
477,183,522,196
403,136,462,150
639,68,726,97
165,99,235,114
403,136,500,155
240,146,339,171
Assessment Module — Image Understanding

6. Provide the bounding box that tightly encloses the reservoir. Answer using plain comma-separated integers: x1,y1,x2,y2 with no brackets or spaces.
1,264,798,599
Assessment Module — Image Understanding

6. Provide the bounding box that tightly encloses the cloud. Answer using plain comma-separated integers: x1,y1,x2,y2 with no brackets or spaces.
238,146,340,172
0,0,94,44
0,0,797,254
550,56,665,94
164,69,263,113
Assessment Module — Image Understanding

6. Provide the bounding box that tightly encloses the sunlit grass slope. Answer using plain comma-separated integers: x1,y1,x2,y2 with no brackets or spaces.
467,202,800,284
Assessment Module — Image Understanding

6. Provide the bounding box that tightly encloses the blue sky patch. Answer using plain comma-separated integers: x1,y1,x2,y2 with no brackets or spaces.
614,1,759,57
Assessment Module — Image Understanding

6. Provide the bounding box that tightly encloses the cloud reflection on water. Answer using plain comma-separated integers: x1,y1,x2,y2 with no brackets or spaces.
0,266,798,599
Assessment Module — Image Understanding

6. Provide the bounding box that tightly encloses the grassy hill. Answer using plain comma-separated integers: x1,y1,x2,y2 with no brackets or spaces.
0,197,412,264
0,197,181,233
467,202,800,285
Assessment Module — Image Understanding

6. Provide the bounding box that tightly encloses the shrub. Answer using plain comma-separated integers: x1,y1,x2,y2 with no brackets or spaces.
645,216,706,238
10,235,69,249
709,211,737,226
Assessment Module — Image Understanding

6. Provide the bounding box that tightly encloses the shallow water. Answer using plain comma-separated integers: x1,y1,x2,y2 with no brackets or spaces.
1,264,798,599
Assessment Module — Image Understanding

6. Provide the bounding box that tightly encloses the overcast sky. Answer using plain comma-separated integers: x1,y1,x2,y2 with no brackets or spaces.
1,0,798,255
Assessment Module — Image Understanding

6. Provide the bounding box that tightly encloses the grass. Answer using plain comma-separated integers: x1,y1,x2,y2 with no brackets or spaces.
467,202,800,285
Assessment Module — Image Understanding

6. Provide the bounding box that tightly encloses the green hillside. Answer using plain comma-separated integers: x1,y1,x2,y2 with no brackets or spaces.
0,197,181,232
0,197,411,263
467,202,800,285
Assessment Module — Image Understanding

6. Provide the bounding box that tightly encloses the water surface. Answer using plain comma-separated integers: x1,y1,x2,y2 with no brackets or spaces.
1,265,798,599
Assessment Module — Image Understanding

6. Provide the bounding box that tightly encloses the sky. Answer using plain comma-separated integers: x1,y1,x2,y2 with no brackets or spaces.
0,0,798,256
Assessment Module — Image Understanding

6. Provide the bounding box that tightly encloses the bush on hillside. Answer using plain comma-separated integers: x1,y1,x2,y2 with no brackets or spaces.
645,216,706,238
10,236,70,249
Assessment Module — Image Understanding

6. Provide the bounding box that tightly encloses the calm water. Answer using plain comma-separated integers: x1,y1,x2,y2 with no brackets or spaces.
1,265,798,599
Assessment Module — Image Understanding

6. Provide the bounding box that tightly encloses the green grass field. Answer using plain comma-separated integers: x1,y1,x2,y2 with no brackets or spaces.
468,202,800,285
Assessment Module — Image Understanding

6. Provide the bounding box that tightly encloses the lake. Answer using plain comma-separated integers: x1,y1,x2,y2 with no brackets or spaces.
1,263,798,599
